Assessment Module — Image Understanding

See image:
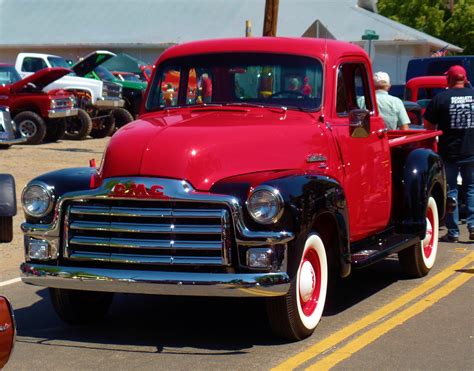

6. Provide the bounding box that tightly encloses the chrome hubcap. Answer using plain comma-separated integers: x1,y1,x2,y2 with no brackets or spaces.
299,260,316,302
19,120,37,137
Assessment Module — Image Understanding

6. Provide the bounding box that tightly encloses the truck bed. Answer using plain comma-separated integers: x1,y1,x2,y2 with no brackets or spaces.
387,129,442,151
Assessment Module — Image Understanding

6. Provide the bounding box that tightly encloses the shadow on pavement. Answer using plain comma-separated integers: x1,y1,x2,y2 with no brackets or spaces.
14,257,405,352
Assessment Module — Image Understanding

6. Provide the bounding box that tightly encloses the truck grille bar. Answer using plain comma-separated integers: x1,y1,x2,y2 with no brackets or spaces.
64,202,232,266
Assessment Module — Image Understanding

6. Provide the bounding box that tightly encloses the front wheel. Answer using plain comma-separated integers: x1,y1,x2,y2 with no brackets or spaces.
266,233,328,341
399,196,439,278
15,111,47,144
111,108,134,129
90,114,115,138
64,109,92,140
49,288,114,325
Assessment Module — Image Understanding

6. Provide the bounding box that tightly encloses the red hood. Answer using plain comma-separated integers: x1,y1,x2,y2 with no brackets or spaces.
100,107,327,191
9,67,71,93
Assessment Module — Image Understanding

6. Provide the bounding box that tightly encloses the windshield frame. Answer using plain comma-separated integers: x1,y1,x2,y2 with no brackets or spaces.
145,52,324,113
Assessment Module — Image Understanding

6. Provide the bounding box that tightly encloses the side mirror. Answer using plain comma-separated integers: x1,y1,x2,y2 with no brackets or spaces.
0,296,15,369
349,108,371,138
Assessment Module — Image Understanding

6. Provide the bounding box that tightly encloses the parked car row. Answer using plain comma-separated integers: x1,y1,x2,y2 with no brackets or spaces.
0,50,149,147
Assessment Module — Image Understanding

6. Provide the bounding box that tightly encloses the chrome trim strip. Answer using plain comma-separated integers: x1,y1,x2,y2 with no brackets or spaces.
70,205,225,219
47,108,78,118
69,236,223,250
69,220,224,234
0,137,26,145
68,252,223,265
21,263,290,297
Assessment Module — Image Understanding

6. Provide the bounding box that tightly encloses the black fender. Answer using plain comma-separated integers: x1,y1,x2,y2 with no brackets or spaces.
393,148,446,237
0,174,16,217
24,167,96,223
211,173,351,278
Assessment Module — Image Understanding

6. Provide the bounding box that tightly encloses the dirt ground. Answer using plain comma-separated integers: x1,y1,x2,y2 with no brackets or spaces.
0,137,109,280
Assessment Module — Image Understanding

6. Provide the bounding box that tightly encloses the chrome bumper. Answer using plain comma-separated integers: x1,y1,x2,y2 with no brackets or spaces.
48,108,78,119
94,98,124,108
0,136,26,145
20,263,290,297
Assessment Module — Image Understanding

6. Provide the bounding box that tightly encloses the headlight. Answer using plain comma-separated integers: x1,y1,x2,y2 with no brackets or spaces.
69,96,77,107
50,99,57,109
22,183,54,218
246,185,284,224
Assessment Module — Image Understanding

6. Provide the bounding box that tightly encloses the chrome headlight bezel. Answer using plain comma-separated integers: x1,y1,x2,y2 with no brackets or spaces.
21,182,54,218
246,185,284,225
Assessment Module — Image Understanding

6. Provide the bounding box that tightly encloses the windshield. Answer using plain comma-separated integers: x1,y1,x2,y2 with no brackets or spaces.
47,56,71,68
94,66,115,82
146,53,323,111
0,65,22,85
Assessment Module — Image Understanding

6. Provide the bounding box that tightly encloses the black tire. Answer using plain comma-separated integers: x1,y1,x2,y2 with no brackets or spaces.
15,111,47,145
64,109,93,140
0,216,13,243
43,121,66,143
0,144,11,150
49,288,114,325
399,196,439,278
266,233,328,341
90,114,115,139
111,108,134,129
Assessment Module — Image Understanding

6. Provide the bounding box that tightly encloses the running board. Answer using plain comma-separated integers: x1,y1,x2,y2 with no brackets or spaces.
351,233,420,268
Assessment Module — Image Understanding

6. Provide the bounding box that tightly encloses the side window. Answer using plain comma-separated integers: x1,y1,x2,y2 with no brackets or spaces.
21,57,48,73
336,63,373,116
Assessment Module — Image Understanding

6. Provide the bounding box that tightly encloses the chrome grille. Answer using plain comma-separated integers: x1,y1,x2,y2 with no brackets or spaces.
53,98,73,109
102,81,122,98
63,201,232,266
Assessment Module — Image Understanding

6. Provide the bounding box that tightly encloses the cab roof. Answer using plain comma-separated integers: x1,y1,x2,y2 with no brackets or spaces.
156,37,367,65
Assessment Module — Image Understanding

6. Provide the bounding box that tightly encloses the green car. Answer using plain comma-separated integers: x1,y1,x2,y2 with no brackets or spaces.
87,65,147,121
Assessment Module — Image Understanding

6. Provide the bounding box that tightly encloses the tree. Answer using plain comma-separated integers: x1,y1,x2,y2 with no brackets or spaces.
378,0,474,55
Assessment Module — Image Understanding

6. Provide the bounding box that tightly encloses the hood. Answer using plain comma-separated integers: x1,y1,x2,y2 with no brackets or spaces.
100,108,326,191
72,51,116,77
121,80,147,90
43,74,103,91
9,67,71,93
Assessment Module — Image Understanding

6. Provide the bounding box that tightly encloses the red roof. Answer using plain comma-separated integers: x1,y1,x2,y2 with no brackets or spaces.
155,37,366,65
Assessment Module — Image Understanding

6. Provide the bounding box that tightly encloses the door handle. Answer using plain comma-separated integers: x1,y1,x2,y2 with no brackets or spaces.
375,128,388,138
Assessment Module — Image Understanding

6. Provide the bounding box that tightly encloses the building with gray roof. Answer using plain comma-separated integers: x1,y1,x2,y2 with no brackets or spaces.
0,0,462,84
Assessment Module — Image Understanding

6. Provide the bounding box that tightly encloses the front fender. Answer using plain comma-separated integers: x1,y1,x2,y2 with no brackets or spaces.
212,173,351,278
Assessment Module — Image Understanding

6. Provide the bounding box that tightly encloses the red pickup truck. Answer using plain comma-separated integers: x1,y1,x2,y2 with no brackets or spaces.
20,38,446,341
0,65,77,144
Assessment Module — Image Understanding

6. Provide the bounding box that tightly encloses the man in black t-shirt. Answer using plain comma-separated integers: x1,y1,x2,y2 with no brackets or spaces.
424,65,474,242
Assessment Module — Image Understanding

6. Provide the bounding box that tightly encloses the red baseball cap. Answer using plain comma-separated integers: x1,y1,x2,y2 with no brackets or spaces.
445,65,467,82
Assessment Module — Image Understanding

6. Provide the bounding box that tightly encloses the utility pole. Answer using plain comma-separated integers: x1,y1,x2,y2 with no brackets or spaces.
263,0,279,37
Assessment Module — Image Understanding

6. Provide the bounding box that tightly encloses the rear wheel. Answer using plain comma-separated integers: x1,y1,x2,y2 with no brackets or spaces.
111,108,134,129
90,113,115,138
15,111,47,145
399,196,439,277
49,288,114,325
266,233,328,341
0,216,13,243
64,109,92,140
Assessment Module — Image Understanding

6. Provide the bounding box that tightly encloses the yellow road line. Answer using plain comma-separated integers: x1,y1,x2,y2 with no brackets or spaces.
307,269,472,370
273,252,473,370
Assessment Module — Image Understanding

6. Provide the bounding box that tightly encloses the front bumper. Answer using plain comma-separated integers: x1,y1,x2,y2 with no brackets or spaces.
0,136,26,145
94,98,124,108
21,263,290,297
48,108,78,119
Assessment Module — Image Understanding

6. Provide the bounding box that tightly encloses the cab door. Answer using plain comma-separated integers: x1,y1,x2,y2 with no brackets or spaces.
329,59,392,241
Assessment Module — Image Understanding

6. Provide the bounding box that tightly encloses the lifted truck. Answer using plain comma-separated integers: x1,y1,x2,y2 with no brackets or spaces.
0,65,78,144
20,38,446,341
15,52,124,140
